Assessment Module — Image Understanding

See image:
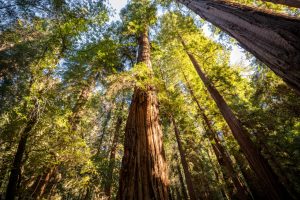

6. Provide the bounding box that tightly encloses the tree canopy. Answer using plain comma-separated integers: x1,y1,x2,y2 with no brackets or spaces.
0,0,299,199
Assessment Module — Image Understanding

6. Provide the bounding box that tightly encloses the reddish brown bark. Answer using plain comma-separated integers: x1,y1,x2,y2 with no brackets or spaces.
117,29,169,199
262,0,300,8
182,42,292,199
30,166,57,200
182,73,250,199
232,150,268,199
178,0,300,94
171,117,197,200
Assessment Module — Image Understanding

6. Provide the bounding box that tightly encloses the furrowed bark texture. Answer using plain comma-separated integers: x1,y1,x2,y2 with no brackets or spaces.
178,0,300,94
171,117,197,200
117,30,169,200
262,0,300,8
182,42,292,200
5,104,38,200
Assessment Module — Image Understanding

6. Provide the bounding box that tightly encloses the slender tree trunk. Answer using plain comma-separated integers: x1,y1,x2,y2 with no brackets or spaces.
31,166,57,200
178,0,300,94
182,73,251,199
69,73,99,132
256,136,299,199
5,103,39,200
181,41,292,199
262,0,300,8
98,108,112,149
117,30,169,199
232,150,268,200
174,186,182,200
171,117,197,200
104,101,124,198
176,164,189,200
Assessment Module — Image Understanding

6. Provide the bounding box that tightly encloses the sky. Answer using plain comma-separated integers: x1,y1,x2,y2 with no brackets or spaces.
109,0,128,20
109,0,248,66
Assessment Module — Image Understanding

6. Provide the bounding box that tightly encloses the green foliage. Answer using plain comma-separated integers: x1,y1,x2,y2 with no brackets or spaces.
0,0,299,199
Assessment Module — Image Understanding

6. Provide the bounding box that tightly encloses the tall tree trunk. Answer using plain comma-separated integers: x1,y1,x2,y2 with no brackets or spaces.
117,30,169,199
176,164,189,200
262,0,300,8
181,41,292,200
182,73,251,199
232,150,268,200
98,108,112,147
177,0,300,94
30,166,57,200
170,117,197,200
5,103,39,200
69,73,99,132
104,101,124,198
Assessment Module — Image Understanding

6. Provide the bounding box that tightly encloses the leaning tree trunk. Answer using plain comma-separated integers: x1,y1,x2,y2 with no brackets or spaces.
181,41,292,200
177,0,300,94
117,30,169,199
171,117,197,200
262,0,300,8
232,150,268,200
5,103,39,200
182,73,251,199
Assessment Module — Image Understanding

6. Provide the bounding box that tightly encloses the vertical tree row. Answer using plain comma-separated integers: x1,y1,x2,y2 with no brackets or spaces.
117,1,169,199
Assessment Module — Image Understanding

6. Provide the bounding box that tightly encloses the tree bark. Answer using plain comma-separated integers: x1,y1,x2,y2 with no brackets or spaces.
232,150,268,200
117,30,169,199
262,0,300,8
176,164,189,200
30,166,57,200
170,117,197,200
104,101,124,198
178,0,300,94
5,103,39,200
181,41,292,200
182,73,251,199
69,72,99,132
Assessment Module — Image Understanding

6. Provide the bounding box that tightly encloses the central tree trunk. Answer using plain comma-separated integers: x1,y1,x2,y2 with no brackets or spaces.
181,40,292,200
117,30,169,199
178,0,300,94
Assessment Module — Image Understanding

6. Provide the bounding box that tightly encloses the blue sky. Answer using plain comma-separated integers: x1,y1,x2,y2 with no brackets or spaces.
109,0,248,66
110,0,127,20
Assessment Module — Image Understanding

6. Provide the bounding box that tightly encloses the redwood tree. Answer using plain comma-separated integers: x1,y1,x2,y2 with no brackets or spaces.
181,42,292,199
177,0,300,94
117,1,169,199
171,117,197,200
